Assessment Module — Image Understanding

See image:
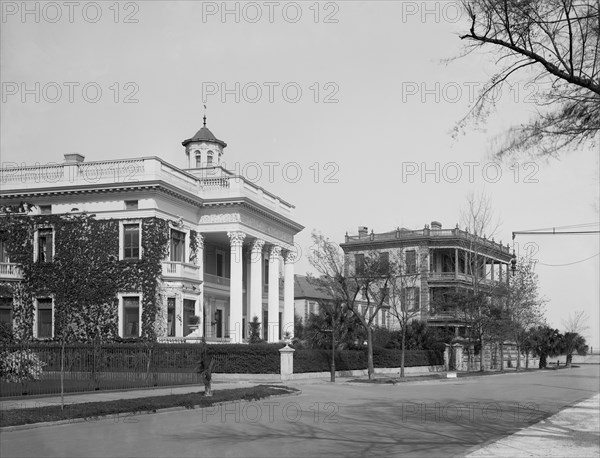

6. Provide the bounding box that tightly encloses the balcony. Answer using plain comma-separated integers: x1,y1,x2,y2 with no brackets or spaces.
344,227,510,255
204,273,230,289
428,271,505,287
0,263,23,280
161,262,201,282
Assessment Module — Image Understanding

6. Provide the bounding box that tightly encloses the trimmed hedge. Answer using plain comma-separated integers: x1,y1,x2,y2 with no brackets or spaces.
293,347,444,373
1,343,283,375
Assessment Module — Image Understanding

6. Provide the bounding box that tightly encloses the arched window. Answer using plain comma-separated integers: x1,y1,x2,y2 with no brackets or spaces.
195,151,202,168
206,151,214,166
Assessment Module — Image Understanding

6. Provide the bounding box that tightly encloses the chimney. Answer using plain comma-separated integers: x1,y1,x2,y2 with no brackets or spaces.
431,221,442,230
64,153,85,164
358,226,368,238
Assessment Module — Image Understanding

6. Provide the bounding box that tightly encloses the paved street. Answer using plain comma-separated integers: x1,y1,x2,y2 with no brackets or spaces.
1,366,598,457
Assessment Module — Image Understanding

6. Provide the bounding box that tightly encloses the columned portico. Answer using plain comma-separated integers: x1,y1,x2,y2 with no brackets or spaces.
267,245,281,342
283,250,295,339
249,239,265,335
227,231,245,343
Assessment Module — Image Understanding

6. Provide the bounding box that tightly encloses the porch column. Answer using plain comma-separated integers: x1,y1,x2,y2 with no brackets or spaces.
454,248,458,280
283,250,296,340
227,231,246,343
197,234,204,336
267,245,281,342
491,260,495,282
250,239,265,336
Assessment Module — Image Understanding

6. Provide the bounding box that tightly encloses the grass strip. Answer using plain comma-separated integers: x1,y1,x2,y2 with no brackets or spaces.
0,384,300,428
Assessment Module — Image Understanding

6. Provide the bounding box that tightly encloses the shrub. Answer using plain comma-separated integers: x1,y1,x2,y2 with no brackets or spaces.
0,349,46,383
0,321,14,346
293,347,444,373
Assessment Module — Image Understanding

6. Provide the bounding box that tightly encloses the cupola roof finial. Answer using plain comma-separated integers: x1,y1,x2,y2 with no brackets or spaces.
203,104,207,127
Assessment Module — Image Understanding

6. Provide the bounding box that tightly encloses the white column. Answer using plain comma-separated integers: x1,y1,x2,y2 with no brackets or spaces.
283,250,296,340
267,245,281,343
197,234,204,336
250,239,265,336
228,231,245,343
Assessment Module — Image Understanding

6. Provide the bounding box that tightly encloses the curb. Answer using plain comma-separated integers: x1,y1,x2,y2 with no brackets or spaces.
0,389,302,433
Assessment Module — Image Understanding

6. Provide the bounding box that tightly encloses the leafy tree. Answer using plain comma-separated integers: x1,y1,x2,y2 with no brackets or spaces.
527,325,562,368
560,331,588,367
457,0,600,158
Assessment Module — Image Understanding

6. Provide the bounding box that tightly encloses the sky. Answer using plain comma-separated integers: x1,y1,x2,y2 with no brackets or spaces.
1,1,598,348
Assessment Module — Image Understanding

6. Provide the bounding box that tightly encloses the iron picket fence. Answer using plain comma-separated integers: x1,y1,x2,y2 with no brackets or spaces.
0,342,248,398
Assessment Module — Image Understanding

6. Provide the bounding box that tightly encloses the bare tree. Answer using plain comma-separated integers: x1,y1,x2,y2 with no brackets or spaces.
502,259,547,370
387,252,421,378
456,0,600,159
562,309,591,366
308,231,394,379
563,309,591,335
457,191,504,371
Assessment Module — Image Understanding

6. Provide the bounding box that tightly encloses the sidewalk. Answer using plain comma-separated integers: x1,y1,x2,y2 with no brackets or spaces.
0,379,269,411
0,369,548,411
467,393,600,457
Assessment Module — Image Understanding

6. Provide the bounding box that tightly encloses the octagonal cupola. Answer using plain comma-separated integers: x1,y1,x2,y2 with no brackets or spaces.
182,115,227,168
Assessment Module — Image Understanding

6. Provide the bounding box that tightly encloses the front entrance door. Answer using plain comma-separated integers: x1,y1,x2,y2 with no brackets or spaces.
215,309,223,338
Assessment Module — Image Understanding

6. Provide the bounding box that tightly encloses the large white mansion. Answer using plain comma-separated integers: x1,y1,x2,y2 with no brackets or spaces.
0,118,303,343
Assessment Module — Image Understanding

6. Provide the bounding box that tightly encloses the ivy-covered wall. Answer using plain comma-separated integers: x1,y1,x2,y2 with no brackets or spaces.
0,213,169,343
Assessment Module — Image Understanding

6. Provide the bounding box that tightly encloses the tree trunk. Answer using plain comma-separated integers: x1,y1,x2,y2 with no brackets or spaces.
201,359,215,397
539,353,546,369
525,351,529,369
367,327,374,379
566,353,572,368
400,325,406,378
330,332,336,383
60,341,65,410
516,344,521,372
480,336,485,372
500,342,504,371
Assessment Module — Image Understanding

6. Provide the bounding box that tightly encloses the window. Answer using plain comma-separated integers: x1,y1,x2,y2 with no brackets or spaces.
125,200,138,210
39,205,51,215
37,298,53,338
123,224,140,260
406,287,420,311
167,298,176,337
183,299,195,336
278,312,282,340
37,228,53,263
355,253,365,275
195,151,202,168
406,250,417,274
263,310,268,340
216,250,225,277
379,252,390,270
264,258,269,284
381,310,387,327
0,236,8,263
170,230,186,262
122,296,140,337
0,297,13,326
206,153,213,166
